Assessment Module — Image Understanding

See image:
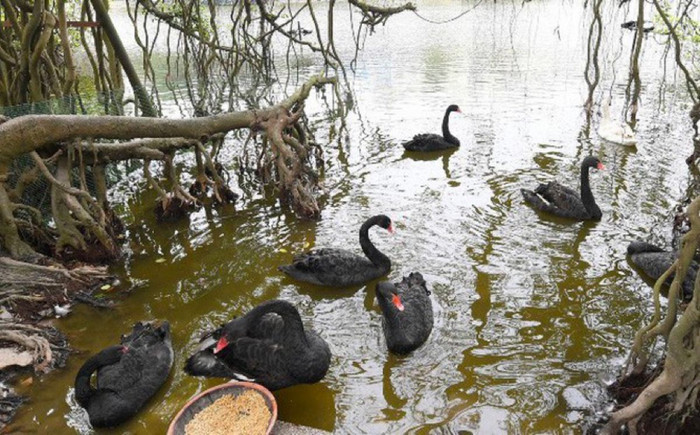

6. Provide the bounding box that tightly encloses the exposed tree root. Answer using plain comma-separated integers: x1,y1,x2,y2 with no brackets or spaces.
0,321,69,431
154,193,197,222
0,73,336,259
0,256,110,322
0,321,70,373
602,197,700,433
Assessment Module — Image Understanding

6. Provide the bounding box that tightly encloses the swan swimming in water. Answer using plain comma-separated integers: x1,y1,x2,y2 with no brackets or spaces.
521,156,605,221
403,105,462,152
278,214,394,287
375,272,433,354
598,99,637,146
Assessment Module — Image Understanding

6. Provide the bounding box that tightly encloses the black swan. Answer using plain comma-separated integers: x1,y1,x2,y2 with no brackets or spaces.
278,214,394,287
403,104,462,151
185,299,331,391
74,321,173,428
521,155,605,221
627,241,698,301
375,272,433,355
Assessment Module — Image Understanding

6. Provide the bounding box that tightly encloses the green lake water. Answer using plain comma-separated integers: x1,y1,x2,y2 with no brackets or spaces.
6,0,696,433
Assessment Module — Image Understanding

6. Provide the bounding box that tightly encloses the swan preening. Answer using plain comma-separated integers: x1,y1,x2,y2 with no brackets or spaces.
278,214,394,287
74,322,173,428
185,299,331,391
598,100,637,146
521,156,605,221
403,104,462,152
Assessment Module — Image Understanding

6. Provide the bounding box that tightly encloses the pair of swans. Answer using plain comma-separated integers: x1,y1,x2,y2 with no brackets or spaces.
185,271,435,390
276,214,433,355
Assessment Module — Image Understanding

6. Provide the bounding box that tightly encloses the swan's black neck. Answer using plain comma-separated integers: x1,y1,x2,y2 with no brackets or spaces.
75,346,124,407
441,108,459,146
360,218,391,268
247,300,305,340
580,164,601,219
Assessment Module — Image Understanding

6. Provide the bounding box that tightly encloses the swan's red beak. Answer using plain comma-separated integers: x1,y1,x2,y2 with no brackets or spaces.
214,337,229,354
387,223,395,234
597,162,606,170
392,294,404,311
121,346,129,354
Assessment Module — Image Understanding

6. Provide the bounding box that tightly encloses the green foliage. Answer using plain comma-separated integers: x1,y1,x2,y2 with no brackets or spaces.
652,0,700,42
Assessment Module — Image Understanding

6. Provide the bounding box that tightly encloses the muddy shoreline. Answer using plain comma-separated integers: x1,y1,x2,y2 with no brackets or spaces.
0,261,113,432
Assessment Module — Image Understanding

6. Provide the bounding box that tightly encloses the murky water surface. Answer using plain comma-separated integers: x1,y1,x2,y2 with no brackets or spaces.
7,1,696,433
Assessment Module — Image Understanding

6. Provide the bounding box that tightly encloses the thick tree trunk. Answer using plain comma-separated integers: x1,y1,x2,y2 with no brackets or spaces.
88,0,157,117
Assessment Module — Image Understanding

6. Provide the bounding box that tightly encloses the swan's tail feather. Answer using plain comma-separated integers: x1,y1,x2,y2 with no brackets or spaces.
404,272,426,289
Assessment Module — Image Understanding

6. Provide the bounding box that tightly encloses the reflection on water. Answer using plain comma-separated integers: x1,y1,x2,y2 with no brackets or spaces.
7,0,696,433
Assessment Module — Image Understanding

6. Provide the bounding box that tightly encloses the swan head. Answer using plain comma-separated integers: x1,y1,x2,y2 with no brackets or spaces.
447,104,461,114
374,215,394,234
582,156,605,171
376,282,405,312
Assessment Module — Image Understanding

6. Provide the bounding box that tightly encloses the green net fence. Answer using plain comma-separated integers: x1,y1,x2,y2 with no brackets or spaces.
2,89,130,223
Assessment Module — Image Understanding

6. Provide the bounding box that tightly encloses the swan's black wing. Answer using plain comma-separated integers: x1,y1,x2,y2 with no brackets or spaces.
96,351,144,391
97,322,173,396
248,312,285,340
218,337,293,391
403,134,456,152
522,182,589,219
535,182,581,207
279,248,379,287
630,251,676,280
